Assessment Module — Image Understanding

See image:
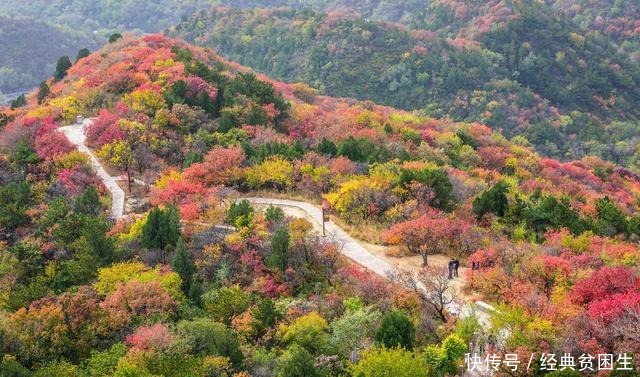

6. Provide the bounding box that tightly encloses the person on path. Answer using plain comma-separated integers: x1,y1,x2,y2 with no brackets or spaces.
448,258,454,279
453,258,460,278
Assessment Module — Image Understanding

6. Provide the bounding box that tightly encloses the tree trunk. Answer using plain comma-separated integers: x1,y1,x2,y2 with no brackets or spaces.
430,302,447,322
421,252,428,266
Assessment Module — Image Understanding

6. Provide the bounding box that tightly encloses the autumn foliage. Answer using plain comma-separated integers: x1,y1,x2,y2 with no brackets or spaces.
3,32,640,374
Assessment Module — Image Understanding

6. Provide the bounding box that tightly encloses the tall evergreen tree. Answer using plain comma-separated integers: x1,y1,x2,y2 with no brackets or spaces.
54,56,72,81
11,138,38,172
227,200,254,228
108,33,123,43
375,310,415,350
142,206,181,250
0,181,32,232
593,196,628,236
74,187,101,216
473,180,510,220
37,81,50,104
164,205,181,247
75,48,91,62
188,276,203,306
268,227,290,273
171,237,195,294
142,207,160,249
10,94,26,109
337,136,363,161
79,215,118,265
316,138,337,156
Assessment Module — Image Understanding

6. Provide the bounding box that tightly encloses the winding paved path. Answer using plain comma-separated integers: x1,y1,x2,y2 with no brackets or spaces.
243,197,494,326
57,124,494,326
59,120,125,219
246,197,395,276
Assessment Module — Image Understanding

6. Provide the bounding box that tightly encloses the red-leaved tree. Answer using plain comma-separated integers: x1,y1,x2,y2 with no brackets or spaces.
126,323,176,352
570,266,639,306
383,209,465,266
182,146,245,186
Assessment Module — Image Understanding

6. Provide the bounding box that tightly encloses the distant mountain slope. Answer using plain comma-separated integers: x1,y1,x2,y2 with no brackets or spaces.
209,0,425,24
209,0,640,45
0,17,102,93
168,5,640,167
0,0,208,33
546,0,639,45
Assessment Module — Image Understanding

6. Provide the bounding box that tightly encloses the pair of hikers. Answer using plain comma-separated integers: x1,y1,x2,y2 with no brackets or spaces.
448,257,459,279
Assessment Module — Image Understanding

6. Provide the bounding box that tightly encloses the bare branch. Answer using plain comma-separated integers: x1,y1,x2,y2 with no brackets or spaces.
387,266,458,322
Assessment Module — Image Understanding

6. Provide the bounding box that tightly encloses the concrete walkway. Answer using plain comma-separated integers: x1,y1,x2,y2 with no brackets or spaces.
53,126,496,326
59,119,125,219
243,197,494,326
246,197,396,276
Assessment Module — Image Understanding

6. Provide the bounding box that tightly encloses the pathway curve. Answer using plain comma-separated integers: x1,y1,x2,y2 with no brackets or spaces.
53,125,496,327
59,120,125,219
243,197,495,326
247,198,395,276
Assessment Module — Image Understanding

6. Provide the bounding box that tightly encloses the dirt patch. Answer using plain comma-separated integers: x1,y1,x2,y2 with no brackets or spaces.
331,217,386,244
360,241,468,291
115,180,147,197
248,197,471,297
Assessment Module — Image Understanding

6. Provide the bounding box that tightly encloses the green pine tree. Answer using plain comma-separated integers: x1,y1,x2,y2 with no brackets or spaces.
316,138,337,156
37,81,50,104
142,206,182,250
265,205,285,223
142,207,162,249
74,186,101,216
473,180,510,220
10,94,26,109
108,33,123,43
171,237,195,294
188,276,203,306
165,205,182,247
54,56,72,81
268,227,290,273
375,310,415,350
76,48,91,62
228,200,254,227
11,138,38,171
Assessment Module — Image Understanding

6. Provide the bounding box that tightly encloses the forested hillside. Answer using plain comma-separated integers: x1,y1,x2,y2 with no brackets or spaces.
0,17,102,94
211,0,640,46
1,34,640,375
0,0,208,33
547,0,639,45
169,4,640,167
